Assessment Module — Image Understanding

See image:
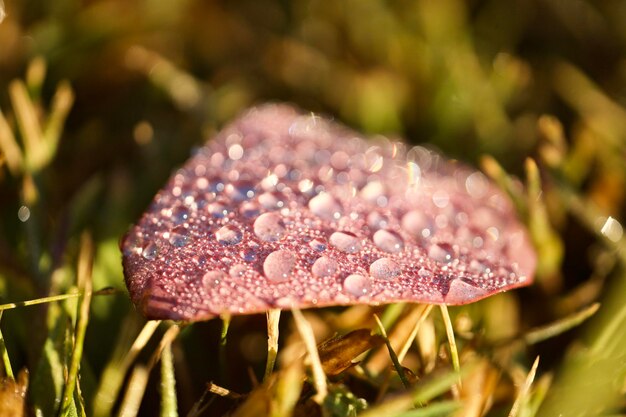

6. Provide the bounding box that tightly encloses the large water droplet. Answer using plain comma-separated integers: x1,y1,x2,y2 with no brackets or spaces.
169,226,189,247
401,210,434,239
418,267,433,279
298,179,315,194
229,264,247,279
469,259,490,273
171,205,190,224
465,172,488,198
202,270,225,289
329,231,362,253
208,202,229,218
228,143,244,160
216,225,243,245
369,258,401,280
428,243,454,263
225,180,256,201
309,238,327,252
142,241,158,260
240,247,258,262
253,212,286,242
308,192,342,220
311,256,338,278
263,250,296,283
258,191,286,210
373,229,404,253
342,274,371,297
367,212,389,230
360,181,385,203
432,190,449,208
239,201,261,218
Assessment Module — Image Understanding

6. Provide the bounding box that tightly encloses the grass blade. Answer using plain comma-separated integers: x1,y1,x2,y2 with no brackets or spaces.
524,303,599,345
264,309,281,382
291,308,327,403
439,305,461,394
396,401,460,417
0,293,81,311
118,365,149,417
59,232,94,416
0,109,23,175
508,356,540,417
93,320,161,417
0,311,14,379
374,314,410,389
9,80,44,170
160,343,178,417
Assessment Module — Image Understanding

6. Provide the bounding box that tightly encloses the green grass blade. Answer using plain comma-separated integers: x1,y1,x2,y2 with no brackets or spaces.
160,343,178,417
524,303,599,345
0,311,14,379
118,365,149,417
93,319,161,417
396,401,460,417
0,293,81,311
374,314,410,389
292,307,327,403
60,233,94,416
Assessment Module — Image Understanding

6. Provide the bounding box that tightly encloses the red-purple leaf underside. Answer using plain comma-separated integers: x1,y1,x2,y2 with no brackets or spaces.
121,105,536,321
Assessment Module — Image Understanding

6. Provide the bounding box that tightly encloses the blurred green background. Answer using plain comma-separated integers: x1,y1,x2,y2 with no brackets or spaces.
0,0,625,416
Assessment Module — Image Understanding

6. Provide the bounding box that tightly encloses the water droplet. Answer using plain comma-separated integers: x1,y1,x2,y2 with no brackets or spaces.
253,212,286,242
122,234,142,256
239,201,261,218
171,205,190,224
258,192,285,210
401,211,434,240
169,226,189,247
308,192,342,220
367,212,389,230
298,179,315,194
360,181,385,203
486,226,500,242
465,172,488,198
228,143,244,160
428,243,454,263
309,238,327,252
142,241,158,260
369,258,401,280
229,264,247,279
373,229,404,253
208,202,229,218
202,270,225,288
240,247,258,262
311,256,338,277
329,231,361,253
342,274,371,297
263,250,296,283
216,225,243,245
225,180,256,201
432,190,449,208
17,205,30,222
366,151,384,172
469,259,489,273
418,267,433,279
406,161,421,186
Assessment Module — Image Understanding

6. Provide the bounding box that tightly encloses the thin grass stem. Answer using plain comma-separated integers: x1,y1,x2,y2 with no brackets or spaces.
291,308,327,403
264,309,281,382
374,314,410,389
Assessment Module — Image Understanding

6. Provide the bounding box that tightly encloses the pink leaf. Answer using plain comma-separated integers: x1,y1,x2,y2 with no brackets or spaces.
121,104,536,321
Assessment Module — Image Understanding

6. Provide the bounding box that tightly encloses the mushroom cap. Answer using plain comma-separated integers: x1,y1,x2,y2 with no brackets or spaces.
121,104,536,321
